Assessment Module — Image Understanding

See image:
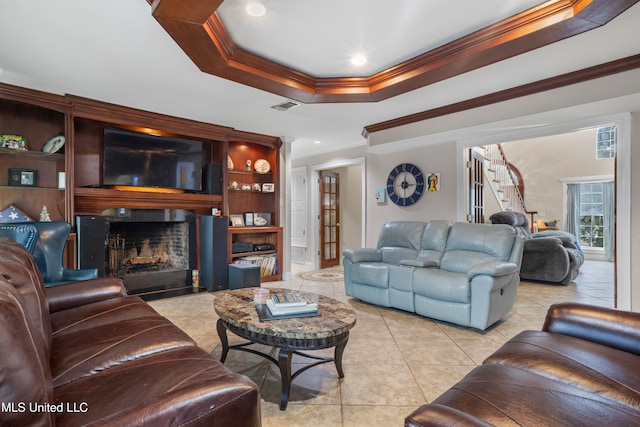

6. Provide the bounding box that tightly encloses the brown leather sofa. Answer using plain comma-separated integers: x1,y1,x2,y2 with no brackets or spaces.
406,302,640,426
0,238,261,426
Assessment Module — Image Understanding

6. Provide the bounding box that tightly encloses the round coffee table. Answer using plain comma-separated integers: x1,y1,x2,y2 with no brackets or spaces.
214,287,357,410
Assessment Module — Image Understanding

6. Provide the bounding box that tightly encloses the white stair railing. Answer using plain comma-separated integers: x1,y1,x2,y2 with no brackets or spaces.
483,144,537,231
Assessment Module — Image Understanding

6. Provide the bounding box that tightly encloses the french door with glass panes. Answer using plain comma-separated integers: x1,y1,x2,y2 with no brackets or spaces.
319,171,340,268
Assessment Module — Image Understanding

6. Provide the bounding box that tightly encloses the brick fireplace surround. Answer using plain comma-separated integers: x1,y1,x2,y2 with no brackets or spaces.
78,209,197,297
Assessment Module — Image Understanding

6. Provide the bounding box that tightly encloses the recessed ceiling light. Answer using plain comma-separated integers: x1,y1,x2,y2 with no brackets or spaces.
246,3,266,17
314,140,322,144
351,54,367,66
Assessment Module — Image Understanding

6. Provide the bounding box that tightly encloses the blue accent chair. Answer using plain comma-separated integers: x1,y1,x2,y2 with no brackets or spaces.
0,223,39,251
9,221,98,286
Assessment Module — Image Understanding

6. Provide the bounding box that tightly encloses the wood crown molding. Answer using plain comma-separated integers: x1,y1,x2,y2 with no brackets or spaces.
0,82,70,113
363,53,640,136
150,0,638,104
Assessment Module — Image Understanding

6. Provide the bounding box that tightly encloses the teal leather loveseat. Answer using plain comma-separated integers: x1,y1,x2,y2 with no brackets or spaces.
343,221,524,330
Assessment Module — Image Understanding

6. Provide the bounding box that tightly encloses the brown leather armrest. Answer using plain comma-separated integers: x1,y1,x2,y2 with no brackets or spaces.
405,404,495,427
46,277,128,313
543,302,640,356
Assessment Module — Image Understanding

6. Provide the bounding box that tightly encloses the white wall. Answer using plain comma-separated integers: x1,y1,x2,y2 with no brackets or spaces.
631,112,640,310
291,141,458,263
365,142,458,245
334,165,362,254
500,128,614,230
291,147,366,267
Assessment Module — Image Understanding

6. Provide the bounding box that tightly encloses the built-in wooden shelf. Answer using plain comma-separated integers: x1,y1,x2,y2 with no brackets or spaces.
1,81,282,289
228,226,282,282
74,187,222,215
0,147,65,159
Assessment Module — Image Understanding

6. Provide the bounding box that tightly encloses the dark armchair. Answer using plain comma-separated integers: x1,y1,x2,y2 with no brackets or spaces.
0,223,39,251
489,211,584,285
7,221,99,286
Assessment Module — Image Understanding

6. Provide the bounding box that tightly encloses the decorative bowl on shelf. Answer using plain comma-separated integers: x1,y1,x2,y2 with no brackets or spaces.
42,135,65,153
254,216,267,226
254,159,270,174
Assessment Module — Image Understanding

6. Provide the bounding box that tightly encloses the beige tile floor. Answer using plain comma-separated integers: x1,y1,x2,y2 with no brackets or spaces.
148,260,614,427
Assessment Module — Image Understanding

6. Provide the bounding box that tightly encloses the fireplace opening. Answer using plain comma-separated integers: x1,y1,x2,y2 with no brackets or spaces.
100,209,197,296
108,221,190,278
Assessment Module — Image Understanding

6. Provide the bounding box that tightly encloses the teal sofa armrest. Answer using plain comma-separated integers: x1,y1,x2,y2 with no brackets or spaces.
399,259,438,268
467,261,518,279
61,266,99,282
343,248,382,263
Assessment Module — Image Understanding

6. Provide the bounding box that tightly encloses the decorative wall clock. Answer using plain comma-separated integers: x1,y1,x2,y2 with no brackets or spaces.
386,163,425,206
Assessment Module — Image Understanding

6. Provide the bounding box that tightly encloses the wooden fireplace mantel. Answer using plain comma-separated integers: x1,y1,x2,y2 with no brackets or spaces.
74,187,222,216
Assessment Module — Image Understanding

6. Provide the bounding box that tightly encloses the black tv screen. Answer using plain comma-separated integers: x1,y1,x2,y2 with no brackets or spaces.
103,128,202,192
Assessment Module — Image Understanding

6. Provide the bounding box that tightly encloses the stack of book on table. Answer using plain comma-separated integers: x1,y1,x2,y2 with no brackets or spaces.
266,292,319,316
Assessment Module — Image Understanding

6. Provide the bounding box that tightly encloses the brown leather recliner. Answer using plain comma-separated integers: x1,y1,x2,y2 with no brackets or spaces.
405,302,640,426
0,237,261,426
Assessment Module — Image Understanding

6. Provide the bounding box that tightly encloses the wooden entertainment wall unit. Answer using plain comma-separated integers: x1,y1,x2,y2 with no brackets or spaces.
0,82,283,282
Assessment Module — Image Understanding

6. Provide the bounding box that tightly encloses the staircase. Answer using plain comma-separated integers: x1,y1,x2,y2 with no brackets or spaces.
483,144,537,231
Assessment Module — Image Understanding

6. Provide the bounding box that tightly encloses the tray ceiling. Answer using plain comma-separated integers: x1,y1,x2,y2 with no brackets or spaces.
151,0,637,103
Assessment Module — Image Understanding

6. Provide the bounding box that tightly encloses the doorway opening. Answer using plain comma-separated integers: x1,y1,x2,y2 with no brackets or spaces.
458,113,630,309
310,158,365,270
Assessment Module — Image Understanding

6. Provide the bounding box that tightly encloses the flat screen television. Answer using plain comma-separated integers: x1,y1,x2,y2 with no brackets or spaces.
103,128,203,192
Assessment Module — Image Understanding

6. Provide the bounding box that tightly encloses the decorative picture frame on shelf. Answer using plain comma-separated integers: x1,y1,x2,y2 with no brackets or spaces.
244,212,254,226
253,212,271,226
229,214,245,227
262,183,274,192
8,168,37,187
0,134,28,151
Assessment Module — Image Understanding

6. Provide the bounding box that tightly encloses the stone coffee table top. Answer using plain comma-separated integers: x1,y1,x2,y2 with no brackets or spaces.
214,287,357,341
215,287,357,410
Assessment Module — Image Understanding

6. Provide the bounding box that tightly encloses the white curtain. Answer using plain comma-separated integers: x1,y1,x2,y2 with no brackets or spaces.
566,183,580,240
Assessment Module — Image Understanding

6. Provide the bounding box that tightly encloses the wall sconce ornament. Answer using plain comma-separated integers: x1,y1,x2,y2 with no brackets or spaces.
427,172,440,192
